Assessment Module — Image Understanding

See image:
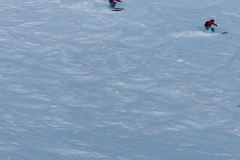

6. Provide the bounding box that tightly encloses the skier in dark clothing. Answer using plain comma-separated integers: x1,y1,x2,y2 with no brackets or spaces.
205,19,217,32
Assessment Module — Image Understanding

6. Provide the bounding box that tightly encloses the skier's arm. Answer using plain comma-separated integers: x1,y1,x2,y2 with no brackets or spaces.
213,22,217,26
116,0,122,2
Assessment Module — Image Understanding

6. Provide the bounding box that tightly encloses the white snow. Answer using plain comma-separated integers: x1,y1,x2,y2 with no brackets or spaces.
0,0,240,160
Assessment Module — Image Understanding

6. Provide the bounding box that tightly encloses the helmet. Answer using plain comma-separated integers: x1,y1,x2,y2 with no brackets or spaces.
211,19,214,22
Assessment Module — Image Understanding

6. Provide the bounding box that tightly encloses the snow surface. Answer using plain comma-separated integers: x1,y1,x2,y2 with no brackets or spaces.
1,0,240,159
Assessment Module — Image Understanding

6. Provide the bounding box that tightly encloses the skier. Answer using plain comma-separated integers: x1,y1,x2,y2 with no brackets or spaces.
205,19,217,32
109,0,122,9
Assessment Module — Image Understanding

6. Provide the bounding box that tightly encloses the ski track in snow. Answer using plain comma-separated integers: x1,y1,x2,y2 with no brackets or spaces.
0,0,240,160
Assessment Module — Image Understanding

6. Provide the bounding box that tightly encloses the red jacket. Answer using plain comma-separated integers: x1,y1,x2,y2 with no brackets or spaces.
206,20,217,28
109,0,121,2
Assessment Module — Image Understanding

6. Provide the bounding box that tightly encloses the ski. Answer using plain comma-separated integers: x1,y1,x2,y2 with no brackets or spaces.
114,7,124,10
198,26,228,34
112,8,122,11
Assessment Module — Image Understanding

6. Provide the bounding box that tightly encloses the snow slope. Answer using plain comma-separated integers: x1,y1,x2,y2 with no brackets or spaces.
0,0,240,160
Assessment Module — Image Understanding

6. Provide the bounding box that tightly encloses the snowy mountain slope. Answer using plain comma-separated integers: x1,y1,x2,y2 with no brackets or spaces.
0,0,240,160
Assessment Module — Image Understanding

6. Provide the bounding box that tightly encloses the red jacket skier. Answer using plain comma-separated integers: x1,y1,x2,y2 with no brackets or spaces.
205,19,217,32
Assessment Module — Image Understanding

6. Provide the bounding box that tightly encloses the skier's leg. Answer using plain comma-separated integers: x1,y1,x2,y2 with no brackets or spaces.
113,2,116,7
109,2,113,7
109,2,116,8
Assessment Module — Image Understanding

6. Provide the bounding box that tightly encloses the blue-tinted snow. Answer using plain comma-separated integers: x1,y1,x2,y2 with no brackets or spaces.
0,0,240,160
